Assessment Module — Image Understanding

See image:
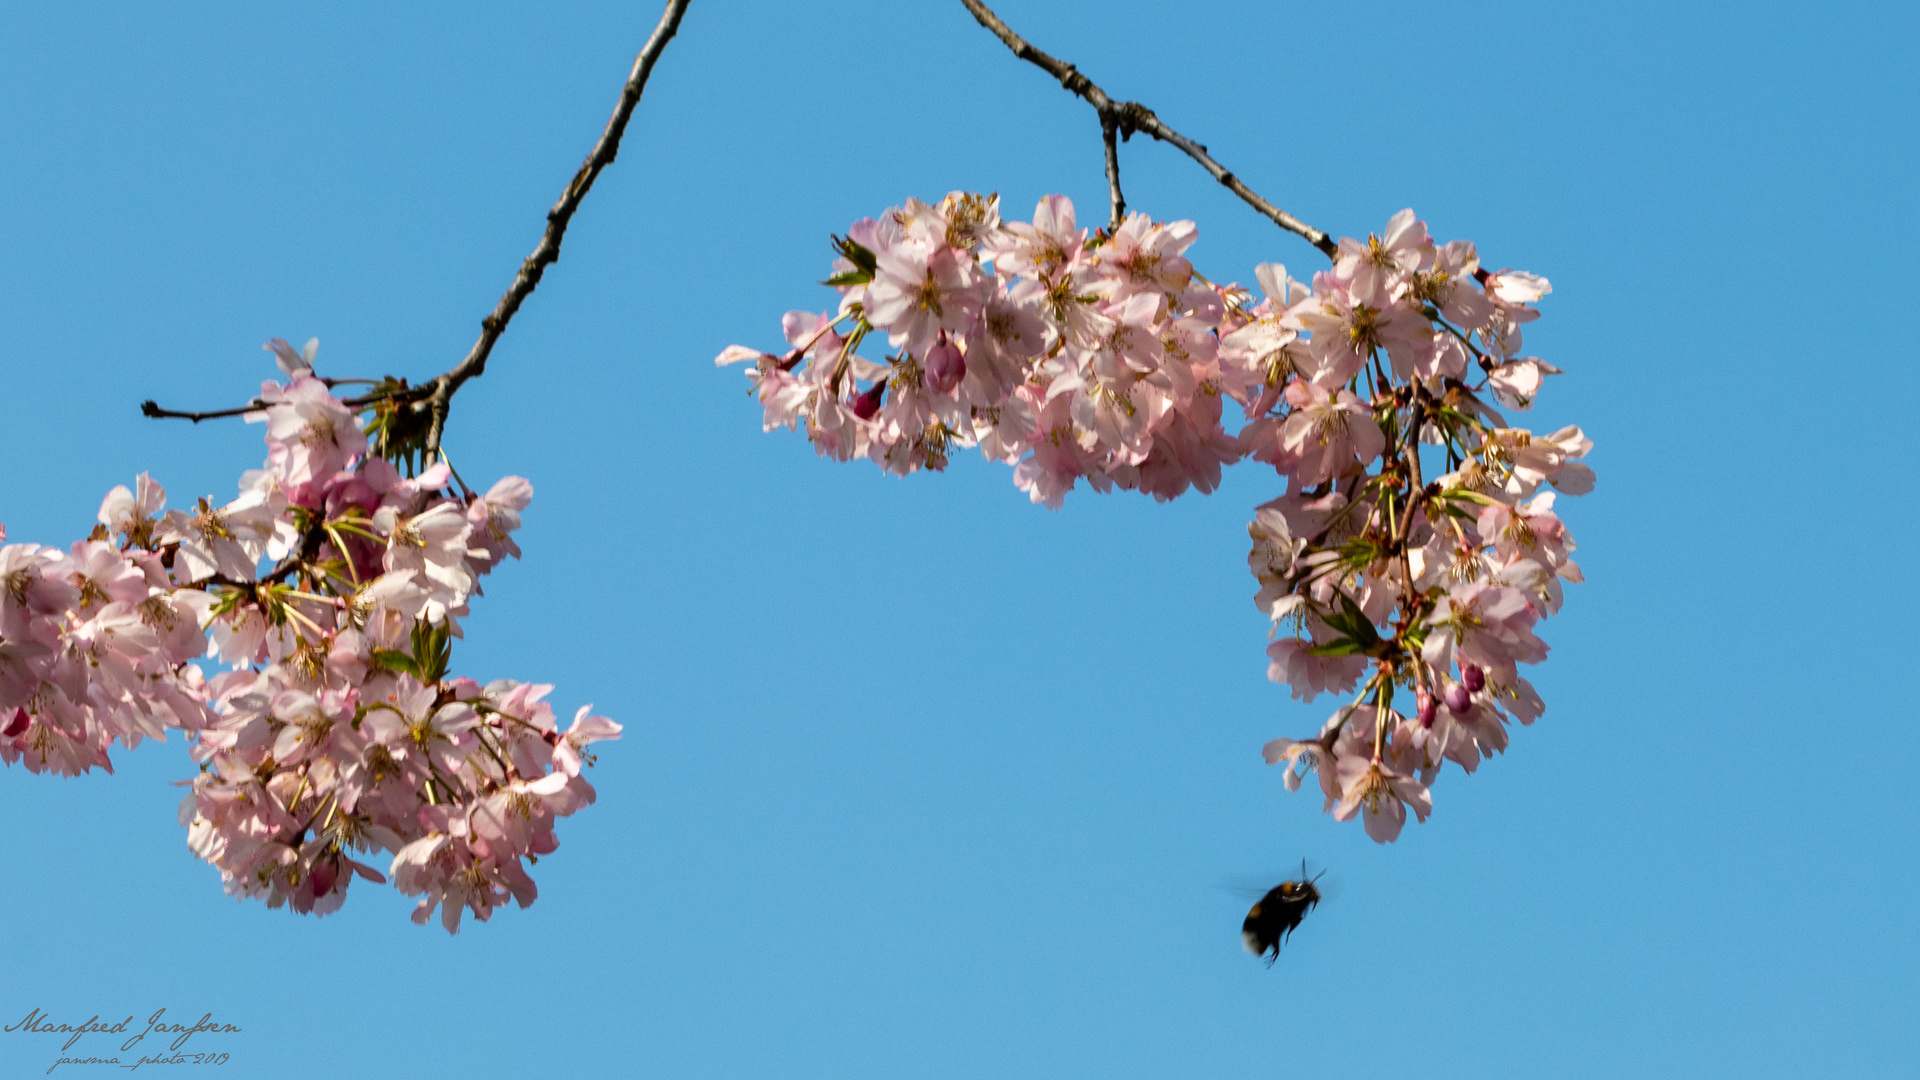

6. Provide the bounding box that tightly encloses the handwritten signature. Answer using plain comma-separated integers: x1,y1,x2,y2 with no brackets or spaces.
6,1009,241,1074
38,1050,230,1073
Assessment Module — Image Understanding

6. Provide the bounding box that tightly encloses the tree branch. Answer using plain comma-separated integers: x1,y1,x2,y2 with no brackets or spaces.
423,0,693,453
141,400,265,423
957,0,1335,258
144,384,428,424
1100,114,1125,232
142,0,693,442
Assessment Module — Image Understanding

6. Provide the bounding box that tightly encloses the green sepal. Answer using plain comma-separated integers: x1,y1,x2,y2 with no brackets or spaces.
823,235,878,286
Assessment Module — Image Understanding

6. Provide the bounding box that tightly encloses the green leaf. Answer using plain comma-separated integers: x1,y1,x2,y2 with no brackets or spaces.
409,619,453,683
1320,604,1363,639
1306,639,1364,657
1336,593,1382,648
371,649,421,678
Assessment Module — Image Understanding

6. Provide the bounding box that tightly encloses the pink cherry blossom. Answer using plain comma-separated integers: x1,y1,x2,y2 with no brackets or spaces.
251,374,367,496
864,243,984,360
157,491,278,583
375,503,480,620
98,473,167,548
1265,638,1366,702
1334,208,1430,299
3,364,615,929
724,203,1588,844
1094,212,1196,301
1333,752,1432,843
551,705,621,777
1272,381,1385,486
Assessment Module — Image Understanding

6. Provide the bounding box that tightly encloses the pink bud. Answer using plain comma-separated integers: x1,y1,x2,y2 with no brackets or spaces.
925,335,966,395
1461,663,1485,693
851,380,886,420
1416,690,1436,728
308,860,337,897
1443,681,1471,714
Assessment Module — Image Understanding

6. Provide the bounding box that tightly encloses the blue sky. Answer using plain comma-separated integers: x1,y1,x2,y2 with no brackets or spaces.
1,1,1915,1077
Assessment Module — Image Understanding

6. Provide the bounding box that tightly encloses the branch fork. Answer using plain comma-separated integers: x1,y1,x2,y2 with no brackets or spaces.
958,0,1335,256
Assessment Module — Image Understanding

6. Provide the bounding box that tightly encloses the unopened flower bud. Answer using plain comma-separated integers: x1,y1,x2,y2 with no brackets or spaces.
1416,690,1436,728
925,335,966,395
1461,663,1485,693
308,860,337,897
1443,681,1471,714
851,380,886,420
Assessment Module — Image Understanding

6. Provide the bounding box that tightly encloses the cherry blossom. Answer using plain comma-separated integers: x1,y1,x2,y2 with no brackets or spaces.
721,200,1591,841
1,344,617,927
718,194,1256,507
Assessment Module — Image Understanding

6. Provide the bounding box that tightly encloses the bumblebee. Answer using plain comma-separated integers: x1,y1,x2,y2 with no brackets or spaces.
1241,863,1323,965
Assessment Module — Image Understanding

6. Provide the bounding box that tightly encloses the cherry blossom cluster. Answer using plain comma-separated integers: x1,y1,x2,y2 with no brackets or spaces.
0,340,618,930
720,197,1592,841
1230,211,1591,842
718,192,1241,506
0,508,216,774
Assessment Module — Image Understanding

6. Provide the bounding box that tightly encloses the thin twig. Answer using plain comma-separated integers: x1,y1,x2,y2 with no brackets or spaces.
1100,115,1125,232
957,0,1335,258
141,400,265,423
423,0,693,454
144,384,424,423
342,386,427,408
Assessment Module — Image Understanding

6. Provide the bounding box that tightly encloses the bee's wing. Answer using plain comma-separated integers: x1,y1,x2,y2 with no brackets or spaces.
1218,872,1289,900
1221,864,1337,900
